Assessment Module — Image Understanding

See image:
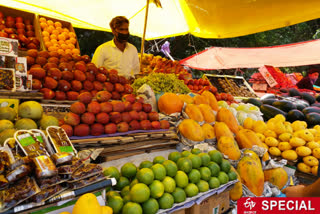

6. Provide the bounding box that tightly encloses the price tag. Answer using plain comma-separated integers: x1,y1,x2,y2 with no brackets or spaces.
252,83,268,91
259,66,278,87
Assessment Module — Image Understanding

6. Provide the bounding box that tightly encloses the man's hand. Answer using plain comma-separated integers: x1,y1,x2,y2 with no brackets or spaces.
282,185,306,197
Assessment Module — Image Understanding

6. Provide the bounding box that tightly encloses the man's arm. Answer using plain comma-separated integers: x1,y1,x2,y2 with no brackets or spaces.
91,45,104,68
283,178,320,197
131,48,140,76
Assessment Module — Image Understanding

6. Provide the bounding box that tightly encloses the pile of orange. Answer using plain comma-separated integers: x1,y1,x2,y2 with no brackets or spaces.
39,17,80,55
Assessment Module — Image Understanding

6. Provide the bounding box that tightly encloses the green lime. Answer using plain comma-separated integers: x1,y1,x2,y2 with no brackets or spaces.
218,171,229,185
149,180,165,198
188,154,202,169
139,160,153,169
172,187,186,203
191,148,201,155
122,202,142,214
121,163,137,179
162,160,178,177
208,150,223,164
207,161,220,177
184,183,199,197
228,171,237,181
158,193,174,209
168,151,181,163
153,156,166,164
130,178,139,188
151,164,166,181
130,183,150,203
208,177,220,189
188,169,201,184
199,167,211,181
220,159,231,173
162,176,176,193
198,153,210,166
121,186,130,197
123,194,131,204
106,191,120,200
174,171,189,188
108,196,123,214
103,166,120,181
115,176,130,190
142,198,159,214
196,180,209,192
177,157,192,173
181,150,192,157
137,168,154,185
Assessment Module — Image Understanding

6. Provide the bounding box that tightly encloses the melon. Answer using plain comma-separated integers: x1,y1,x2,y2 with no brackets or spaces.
0,107,16,121
0,120,14,132
18,101,43,120
15,118,38,130
39,115,59,129
0,129,16,145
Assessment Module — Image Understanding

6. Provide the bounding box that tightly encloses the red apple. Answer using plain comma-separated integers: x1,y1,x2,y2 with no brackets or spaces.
105,123,117,134
96,112,110,124
81,112,95,125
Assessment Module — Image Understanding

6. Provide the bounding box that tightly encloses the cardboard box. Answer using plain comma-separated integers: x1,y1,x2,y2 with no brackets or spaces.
171,209,186,214
186,191,230,214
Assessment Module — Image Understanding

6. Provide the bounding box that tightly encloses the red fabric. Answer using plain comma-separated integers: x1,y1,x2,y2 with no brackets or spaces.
180,39,320,70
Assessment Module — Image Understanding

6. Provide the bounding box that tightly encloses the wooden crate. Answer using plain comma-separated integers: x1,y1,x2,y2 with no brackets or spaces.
37,15,81,54
0,5,42,54
0,91,43,100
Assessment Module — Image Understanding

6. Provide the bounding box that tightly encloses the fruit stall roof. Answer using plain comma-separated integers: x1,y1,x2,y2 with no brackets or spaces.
2,0,320,40
180,39,320,70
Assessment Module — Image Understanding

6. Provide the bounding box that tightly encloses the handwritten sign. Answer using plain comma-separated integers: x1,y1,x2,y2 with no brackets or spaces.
0,37,18,57
258,66,278,87
252,83,268,91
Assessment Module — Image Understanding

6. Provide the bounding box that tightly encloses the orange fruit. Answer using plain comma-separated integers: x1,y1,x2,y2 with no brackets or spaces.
70,38,77,44
65,39,71,45
39,17,46,23
58,34,66,41
44,41,52,48
50,34,58,40
52,30,59,36
69,32,76,38
67,43,75,49
56,27,63,33
44,27,52,34
47,20,54,26
54,21,62,28
58,40,65,45
40,22,47,29
50,39,58,44
57,49,65,55
47,26,55,33
65,49,72,54
72,48,80,55
43,36,50,42
63,28,69,33
48,46,58,52
61,43,68,50
42,31,50,37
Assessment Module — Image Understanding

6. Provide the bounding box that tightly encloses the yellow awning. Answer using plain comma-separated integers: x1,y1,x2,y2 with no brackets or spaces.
2,0,320,40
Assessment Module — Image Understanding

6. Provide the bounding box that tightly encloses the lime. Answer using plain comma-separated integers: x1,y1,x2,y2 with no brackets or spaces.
106,191,120,200
191,148,201,155
122,202,142,214
208,150,223,164
151,164,166,181
228,171,237,181
218,171,229,185
121,186,130,197
130,183,150,203
184,183,199,197
162,160,178,177
162,176,176,193
181,150,192,157
177,157,192,173
198,153,211,166
172,187,186,203
137,168,154,185
103,166,120,181
123,194,131,204
158,193,174,209
188,154,202,169
196,180,209,192
139,160,153,169
153,156,165,164
142,198,159,214
220,159,231,173
199,167,211,181
207,161,220,177
121,163,137,179
174,171,189,188
130,178,139,188
208,177,220,189
188,169,201,184
168,151,181,163
149,180,165,198
115,176,130,190
108,196,123,214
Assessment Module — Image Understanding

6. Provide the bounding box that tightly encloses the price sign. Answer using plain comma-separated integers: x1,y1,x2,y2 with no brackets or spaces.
258,66,278,87
252,83,268,91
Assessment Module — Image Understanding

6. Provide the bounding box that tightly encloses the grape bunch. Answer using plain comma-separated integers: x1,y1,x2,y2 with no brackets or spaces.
132,73,190,94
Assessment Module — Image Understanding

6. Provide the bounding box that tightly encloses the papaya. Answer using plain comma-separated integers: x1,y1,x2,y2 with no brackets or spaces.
202,123,215,140
201,90,219,111
217,136,241,160
236,129,264,149
198,104,216,123
216,108,239,133
193,95,209,105
229,166,243,201
260,143,270,161
243,150,262,168
178,94,194,104
184,104,204,122
178,119,205,142
264,168,288,189
237,155,264,196
214,122,234,141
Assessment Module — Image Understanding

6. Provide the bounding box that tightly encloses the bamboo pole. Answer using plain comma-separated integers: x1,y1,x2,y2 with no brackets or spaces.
140,0,150,70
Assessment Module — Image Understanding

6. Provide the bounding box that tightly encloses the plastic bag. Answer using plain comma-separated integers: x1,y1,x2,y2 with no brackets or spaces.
136,84,157,112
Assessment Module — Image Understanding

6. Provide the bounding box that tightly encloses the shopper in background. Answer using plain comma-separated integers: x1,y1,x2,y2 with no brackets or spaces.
296,69,319,90
92,16,140,80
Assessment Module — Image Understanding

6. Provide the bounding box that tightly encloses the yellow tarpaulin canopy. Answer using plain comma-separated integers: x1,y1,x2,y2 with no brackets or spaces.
2,0,320,40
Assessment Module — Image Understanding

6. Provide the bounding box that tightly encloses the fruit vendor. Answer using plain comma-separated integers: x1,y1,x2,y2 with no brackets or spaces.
92,16,140,80
296,69,319,90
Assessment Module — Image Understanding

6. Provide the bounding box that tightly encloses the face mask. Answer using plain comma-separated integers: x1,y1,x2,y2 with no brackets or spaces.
116,32,130,42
